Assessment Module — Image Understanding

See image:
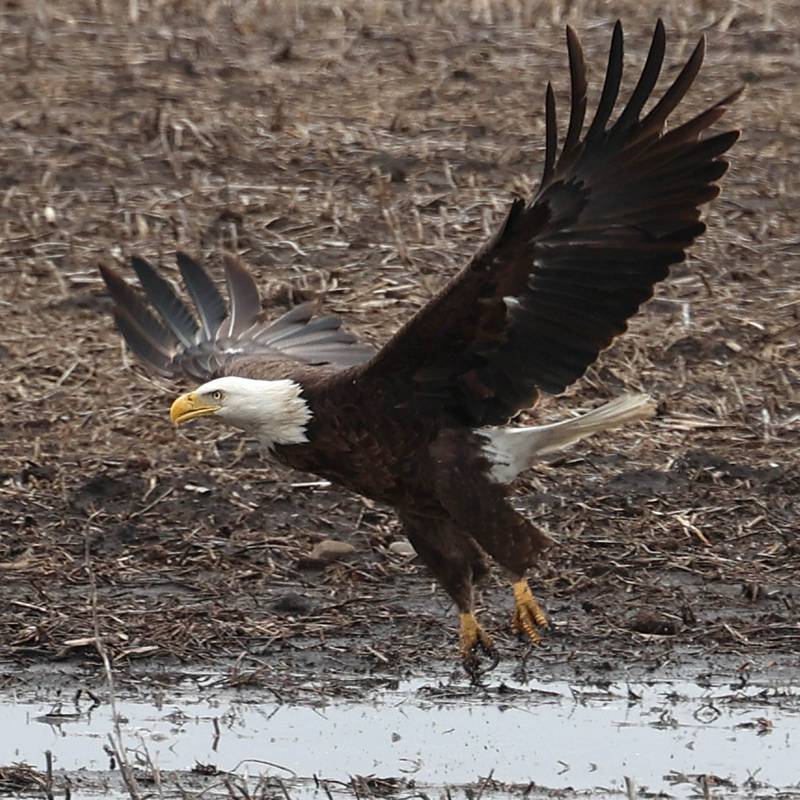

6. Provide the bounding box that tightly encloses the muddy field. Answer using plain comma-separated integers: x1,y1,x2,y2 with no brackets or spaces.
0,0,799,795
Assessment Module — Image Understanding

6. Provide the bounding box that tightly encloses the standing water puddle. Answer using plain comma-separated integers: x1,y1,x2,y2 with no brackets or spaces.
1,675,799,797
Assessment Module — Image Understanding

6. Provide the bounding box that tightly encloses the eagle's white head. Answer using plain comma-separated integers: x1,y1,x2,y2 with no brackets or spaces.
169,376,312,449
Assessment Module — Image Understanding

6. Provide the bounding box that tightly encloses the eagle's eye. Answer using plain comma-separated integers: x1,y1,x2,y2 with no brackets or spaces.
212,390,223,401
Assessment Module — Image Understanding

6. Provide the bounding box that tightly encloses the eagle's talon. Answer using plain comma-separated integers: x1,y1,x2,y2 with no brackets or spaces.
462,641,500,684
512,610,543,643
512,580,548,645
459,611,498,680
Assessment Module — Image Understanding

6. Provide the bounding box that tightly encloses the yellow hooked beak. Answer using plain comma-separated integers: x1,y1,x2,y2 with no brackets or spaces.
169,392,221,425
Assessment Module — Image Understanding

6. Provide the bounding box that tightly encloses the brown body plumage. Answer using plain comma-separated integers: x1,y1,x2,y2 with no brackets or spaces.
100,20,739,672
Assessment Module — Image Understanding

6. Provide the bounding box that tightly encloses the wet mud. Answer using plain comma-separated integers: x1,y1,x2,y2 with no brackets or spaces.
3,670,800,799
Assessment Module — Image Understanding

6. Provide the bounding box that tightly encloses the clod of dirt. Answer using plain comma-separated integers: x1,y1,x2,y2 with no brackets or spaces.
677,449,785,484
191,762,220,776
628,611,682,636
18,461,56,485
298,539,356,569
272,592,315,615
388,540,416,557
606,468,683,497
367,151,419,183
70,472,145,514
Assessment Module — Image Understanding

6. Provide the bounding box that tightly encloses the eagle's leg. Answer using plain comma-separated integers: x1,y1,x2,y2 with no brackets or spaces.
400,512,497,678
511,578,549,643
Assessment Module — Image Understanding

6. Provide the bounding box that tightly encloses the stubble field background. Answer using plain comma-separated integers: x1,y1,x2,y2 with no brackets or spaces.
1,0,798,686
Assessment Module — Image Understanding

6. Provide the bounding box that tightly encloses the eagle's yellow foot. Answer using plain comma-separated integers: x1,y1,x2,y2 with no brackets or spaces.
512,580,549,644
459,611,499,680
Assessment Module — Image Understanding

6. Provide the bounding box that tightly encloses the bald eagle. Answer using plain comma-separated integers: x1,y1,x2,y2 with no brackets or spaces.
100,20,739,674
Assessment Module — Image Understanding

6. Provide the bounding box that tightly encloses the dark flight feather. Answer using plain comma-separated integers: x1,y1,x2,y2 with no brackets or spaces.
609,19,665,141
584,20,623,145
541,83,558,187
98,264,177,357
130,256,199,347
260,302,316,334
177,251,227,339
111,309,174,376
635,35,705,141
559,26,587,165
221,253,261,339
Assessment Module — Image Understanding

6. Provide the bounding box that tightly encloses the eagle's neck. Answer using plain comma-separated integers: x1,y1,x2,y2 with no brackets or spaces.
258,380,312,449
224,377,313,449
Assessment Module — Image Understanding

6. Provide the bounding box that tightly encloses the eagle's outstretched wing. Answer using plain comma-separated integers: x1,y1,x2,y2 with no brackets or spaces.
358,20,740,426
100,253,375,382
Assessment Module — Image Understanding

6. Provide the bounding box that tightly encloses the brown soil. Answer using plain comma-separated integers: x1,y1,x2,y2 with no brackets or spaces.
1,0,798,686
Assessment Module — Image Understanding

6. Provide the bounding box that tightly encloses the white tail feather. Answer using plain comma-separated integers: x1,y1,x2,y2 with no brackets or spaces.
479,393,657,484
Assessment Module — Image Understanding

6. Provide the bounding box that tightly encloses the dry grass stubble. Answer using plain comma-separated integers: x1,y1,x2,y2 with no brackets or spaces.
0,0,798,677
